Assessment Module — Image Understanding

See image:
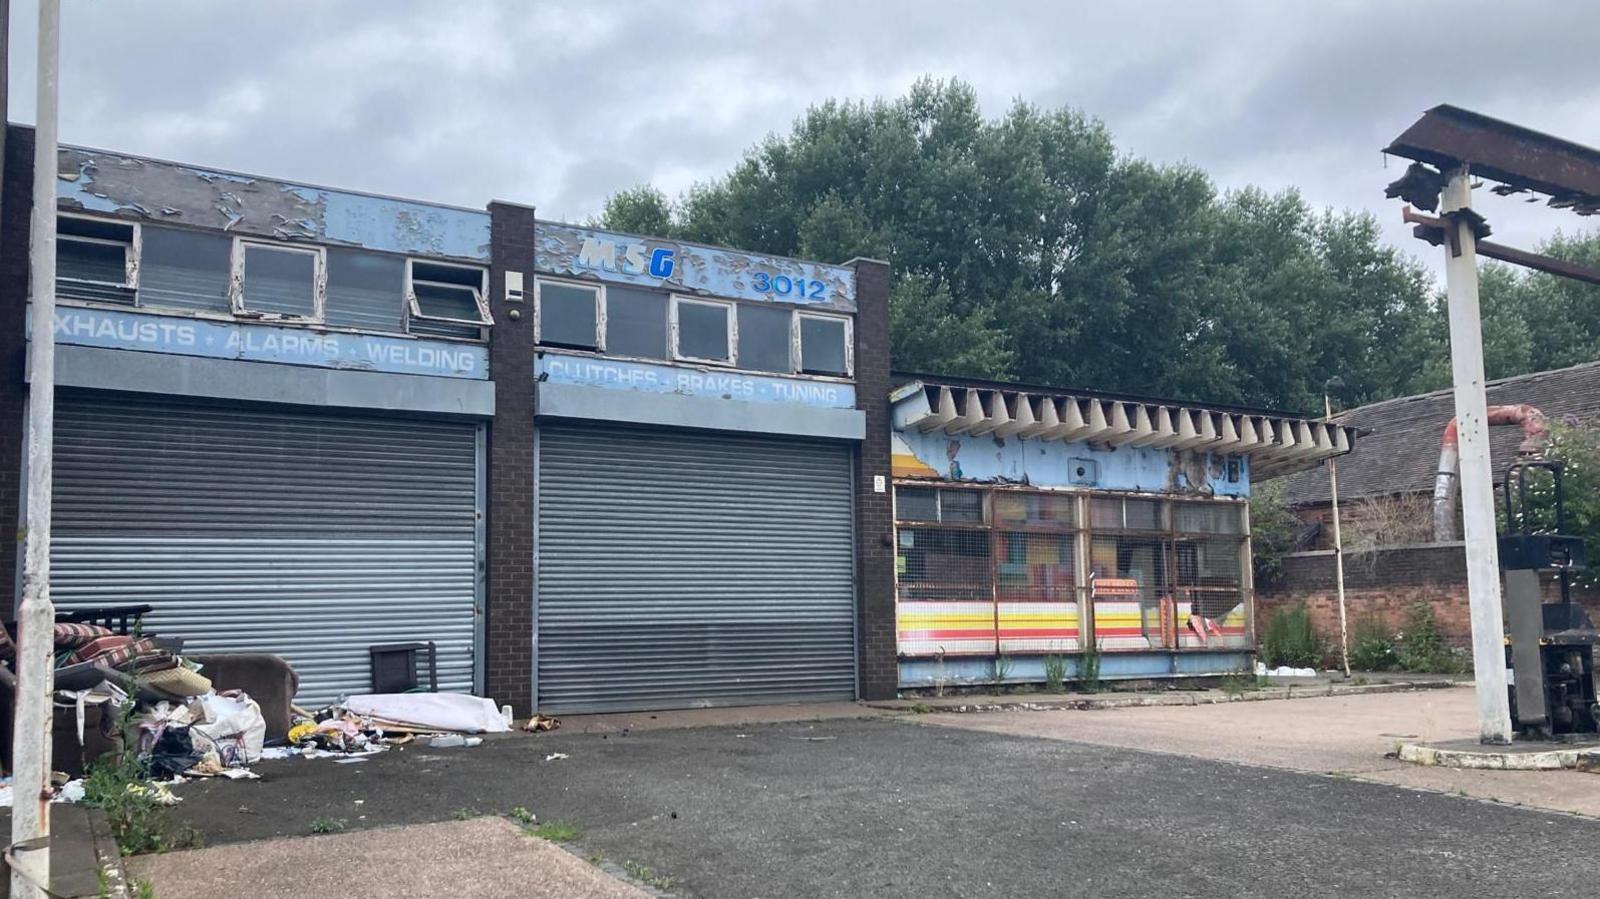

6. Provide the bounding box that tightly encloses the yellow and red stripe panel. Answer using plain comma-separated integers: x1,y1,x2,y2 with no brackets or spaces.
896,602,996,656
1091,600,1155,650
998,602,1079,653
1176,600,1249,649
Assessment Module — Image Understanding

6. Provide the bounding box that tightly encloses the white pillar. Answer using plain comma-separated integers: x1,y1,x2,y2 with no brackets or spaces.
11,2,60,895
1440,168,1513,744
1325,397,1350,678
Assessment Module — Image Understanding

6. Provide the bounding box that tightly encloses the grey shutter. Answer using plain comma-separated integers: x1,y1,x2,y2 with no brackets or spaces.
51,393,481,706
536,423,856,712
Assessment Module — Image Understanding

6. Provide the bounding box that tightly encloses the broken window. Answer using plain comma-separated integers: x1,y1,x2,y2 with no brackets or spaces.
137,226,232,313
798,313,850,376
325,249,407,333
237,241,321,319
603,286,668,359
737,304,792,373
56,216,136,305
408,261,490,340
673,296,733,364
537,279,600,350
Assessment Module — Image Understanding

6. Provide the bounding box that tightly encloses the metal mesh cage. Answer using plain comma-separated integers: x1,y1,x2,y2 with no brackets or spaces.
995,531,1075,602
896,525,993,602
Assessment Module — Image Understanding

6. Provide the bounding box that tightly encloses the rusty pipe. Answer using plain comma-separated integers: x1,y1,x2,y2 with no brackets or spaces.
1433,405,1548,542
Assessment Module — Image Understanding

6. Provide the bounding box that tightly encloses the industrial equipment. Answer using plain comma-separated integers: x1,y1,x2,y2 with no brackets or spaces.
1500,460,1599,738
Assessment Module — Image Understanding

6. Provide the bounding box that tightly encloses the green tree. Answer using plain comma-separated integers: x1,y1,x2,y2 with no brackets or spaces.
601,77,1450,411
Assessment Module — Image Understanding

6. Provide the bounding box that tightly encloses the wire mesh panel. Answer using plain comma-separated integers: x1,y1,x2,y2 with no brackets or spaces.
1175,537,1247,648
895,524,996,656
995,528,1077,654
1089,535,1171,649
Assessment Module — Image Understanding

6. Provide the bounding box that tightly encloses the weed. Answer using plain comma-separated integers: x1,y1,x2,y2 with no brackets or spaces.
507,806,537,825
1353,675,1369,686
1077,641,1103,693
453,807,479,821
82,749,200,855
909,702,932,714
1395,602,1466,674
133,879,157,899
1261,604,1325,669
992,649,1017,684
623,860,674,891
1043,654,1066,692
1348,615,1398,672
309,817,347,835
528,821,581,842
1220,669,1262,697
587,853,606,866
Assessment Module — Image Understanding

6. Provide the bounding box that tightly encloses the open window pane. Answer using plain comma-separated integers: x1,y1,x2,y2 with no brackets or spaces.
800,315,848,375
58,239,125,284
677,301,730,362
539,282,598,349
414,282,480,320
605,286,668,359
138,227,231,312
242,245,317,317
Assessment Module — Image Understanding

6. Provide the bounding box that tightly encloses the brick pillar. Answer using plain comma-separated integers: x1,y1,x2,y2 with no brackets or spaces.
485,201,537,713
0,124,35,619
848,257,896,699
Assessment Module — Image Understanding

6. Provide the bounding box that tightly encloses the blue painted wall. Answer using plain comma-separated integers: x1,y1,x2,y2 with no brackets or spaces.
894,427,1249,497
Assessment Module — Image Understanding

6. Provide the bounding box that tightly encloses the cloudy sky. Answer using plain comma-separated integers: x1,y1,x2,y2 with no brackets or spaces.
7,1,1599,274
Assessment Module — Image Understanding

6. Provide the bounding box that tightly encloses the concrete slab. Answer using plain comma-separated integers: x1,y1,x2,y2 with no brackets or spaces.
869,676,1463,713
1398,737,1600,770
129,816,648,899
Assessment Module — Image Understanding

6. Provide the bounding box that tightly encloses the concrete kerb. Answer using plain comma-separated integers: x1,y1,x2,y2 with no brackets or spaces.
1397,738,1600,771
868,678,1467,714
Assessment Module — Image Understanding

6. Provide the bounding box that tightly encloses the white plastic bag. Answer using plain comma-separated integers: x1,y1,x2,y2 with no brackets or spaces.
188,690,266,765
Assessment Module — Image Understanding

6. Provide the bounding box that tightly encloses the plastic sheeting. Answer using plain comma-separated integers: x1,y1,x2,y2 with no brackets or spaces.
342,693,510,734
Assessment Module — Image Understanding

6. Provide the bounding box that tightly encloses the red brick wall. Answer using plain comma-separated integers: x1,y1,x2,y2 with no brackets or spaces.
1258,542,1600,647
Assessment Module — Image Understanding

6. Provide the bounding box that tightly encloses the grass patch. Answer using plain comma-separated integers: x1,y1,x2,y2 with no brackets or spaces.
623,860,674,891
1261,603,1325,669
81,750,202,855
528,821,582,842
991,654,1014,692
908,701,932,714
452,807,480,821
507,806,537,826
1220,669,1266,697
309,817,347,835
1076,641,1103,693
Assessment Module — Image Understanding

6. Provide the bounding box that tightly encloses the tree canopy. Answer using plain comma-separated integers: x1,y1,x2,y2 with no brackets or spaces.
602,78,1600,413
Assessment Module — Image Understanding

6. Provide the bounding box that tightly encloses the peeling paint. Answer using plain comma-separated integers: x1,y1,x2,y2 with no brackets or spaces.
56,146,490,262
535,222,857,312
891,427,1249,497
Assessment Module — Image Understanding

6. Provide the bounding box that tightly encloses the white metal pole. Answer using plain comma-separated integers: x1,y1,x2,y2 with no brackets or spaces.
1326,395,1350,678
11,1,60,895
1439,168,1513,744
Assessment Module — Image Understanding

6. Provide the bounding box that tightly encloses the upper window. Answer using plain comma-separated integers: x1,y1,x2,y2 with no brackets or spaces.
235,241,322,319
737,305,792,373
56,216,136,305
799,312,850,376
604,286,668,360
537,278,601,350
673,296,734,365
408,261,490,340
895,486,984,524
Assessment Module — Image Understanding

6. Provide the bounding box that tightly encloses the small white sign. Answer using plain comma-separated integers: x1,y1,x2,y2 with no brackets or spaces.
873,475,887,494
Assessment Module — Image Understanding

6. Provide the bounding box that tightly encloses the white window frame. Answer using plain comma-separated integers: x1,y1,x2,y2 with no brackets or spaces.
406,259,493,335
533,276,606,350
231,238,326,322
794,310,854,377
57,213,140,298
671,295,737,366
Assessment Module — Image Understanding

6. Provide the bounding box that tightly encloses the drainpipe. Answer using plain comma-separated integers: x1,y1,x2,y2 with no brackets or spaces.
1432,404,1548,542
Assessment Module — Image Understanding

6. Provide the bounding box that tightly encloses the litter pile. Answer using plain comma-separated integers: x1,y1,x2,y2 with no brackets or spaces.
267,693,513,761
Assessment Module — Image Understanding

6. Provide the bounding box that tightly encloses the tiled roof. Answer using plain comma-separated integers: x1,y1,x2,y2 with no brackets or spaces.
1284,360,1600,506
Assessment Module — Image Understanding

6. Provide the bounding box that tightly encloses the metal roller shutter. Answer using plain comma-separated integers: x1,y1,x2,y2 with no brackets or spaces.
51,393,481,706
536,423,856,712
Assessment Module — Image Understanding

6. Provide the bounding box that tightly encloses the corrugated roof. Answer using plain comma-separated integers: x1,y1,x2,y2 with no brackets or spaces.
1284,359,1600,506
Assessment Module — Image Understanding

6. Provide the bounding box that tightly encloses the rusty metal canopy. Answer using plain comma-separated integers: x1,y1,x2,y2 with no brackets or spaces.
1385,104,1600,213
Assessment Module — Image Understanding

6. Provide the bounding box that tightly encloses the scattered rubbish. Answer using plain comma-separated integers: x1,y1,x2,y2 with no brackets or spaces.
1254,662,1318,678
343,693,512,734
430,734,467,749
788,736,837,742
523,714,561,733
735,734,749,739
544,752,570,762
501,704,515,727
334,757,368,765
464,737,483,748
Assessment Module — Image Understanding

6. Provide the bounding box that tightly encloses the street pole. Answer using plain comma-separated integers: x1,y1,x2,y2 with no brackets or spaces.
1439,167,1513,744
1325,394,1350,678
10,1,59,895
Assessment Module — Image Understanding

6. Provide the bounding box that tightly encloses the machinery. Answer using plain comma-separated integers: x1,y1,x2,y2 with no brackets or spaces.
1500,460,1600,738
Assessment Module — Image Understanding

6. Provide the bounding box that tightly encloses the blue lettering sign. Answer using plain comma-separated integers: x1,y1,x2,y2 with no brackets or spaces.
536,352,855,409
37,306,488,380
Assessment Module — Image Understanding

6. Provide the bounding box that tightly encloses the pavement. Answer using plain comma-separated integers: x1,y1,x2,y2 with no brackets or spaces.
130,689,1600,898
130,817,648,899
915,684,1600,817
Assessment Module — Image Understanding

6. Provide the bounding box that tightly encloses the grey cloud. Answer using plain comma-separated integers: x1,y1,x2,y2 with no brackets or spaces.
5,0,1597,274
